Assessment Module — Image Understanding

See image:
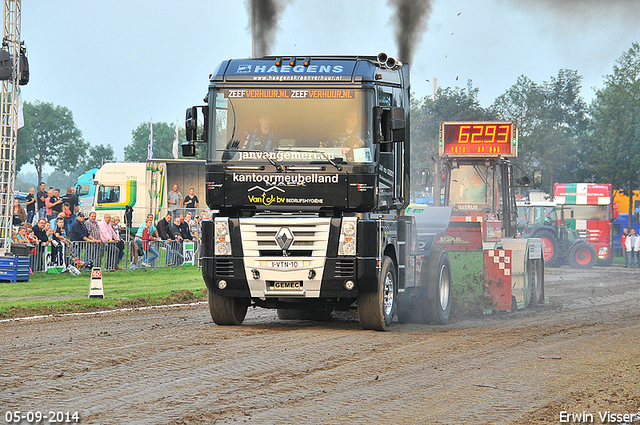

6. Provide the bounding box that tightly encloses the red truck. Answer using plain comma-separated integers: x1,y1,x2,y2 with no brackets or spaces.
553,183,616,266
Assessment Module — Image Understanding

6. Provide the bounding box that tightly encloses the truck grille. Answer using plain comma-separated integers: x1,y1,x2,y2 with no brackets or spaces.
335,259,355,277
215,259,234,277
239,217,331,258
576,228,600,242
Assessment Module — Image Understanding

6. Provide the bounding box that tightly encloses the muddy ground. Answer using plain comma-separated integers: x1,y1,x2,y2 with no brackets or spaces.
1,265,639,424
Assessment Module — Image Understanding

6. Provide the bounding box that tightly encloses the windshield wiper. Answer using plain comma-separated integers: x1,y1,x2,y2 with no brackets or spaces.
260,151,283,171
309,150,343,171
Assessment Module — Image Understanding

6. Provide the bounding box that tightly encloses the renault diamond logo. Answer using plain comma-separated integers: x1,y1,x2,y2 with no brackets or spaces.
275,227,294,251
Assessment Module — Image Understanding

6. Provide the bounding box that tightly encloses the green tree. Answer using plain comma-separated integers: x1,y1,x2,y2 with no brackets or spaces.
85,144,115,169
16,101,89,185
124,121,197,161
46,170,77,191
491,70,589,192
586,42,640,224
410,80,494,191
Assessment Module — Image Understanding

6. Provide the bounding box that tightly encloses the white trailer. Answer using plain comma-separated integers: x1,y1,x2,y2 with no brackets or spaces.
79,159,206,228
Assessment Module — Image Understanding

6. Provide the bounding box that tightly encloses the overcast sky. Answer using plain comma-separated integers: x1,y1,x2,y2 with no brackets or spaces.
20,0,640,165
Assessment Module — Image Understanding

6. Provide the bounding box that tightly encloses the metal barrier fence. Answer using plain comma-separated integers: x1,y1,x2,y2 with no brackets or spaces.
26,239,201,273
76,206,211,236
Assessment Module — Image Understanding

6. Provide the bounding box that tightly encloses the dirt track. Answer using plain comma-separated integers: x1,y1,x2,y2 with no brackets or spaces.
1,266,640,424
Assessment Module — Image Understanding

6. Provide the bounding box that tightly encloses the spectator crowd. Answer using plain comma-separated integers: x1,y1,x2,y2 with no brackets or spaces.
13,183,207,273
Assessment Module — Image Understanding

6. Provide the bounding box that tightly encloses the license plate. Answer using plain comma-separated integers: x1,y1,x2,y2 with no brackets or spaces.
269,281,303,291
270,261,300,269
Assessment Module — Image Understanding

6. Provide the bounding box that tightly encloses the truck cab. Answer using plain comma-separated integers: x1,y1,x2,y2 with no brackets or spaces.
184,54,453,330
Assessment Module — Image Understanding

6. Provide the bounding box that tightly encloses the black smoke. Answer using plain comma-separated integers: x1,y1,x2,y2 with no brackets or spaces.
247,0,293,57
388,0,434,65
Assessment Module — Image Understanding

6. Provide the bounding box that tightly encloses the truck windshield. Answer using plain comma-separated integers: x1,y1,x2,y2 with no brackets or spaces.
209,88,374,164
567,205,609,220
449,165,494,210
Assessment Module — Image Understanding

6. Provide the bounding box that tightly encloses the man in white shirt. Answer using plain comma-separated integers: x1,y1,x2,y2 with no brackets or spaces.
624,228,639,268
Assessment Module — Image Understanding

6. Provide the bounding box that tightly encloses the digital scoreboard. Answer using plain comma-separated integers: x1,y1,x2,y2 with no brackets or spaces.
439,121,517,157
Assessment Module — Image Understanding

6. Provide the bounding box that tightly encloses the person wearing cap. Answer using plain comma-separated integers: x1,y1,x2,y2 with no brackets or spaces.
69,212,90,262
69,212,88,241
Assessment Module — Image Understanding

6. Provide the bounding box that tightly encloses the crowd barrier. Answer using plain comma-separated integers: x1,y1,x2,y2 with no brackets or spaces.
26,238,201,273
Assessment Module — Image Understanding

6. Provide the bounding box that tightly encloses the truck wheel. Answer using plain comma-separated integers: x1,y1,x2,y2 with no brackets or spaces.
424,245,452,325
357,255,396,331
209,291,249,325
526,259,543,306
533,229,559,267
568,242,596,269
277,309,331,321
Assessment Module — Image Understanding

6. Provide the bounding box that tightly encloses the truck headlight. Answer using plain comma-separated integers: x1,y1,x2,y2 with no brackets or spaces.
338,217,357,256
214,218,232,256
598,247,608,255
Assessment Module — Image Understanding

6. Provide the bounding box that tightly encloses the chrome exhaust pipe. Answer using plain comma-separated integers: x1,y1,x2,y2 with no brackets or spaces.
377,52,403,70
386,56,396,69
377,52,388,67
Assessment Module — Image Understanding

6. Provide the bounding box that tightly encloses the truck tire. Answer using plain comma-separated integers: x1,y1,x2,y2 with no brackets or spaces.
424,245,452,325
357,255,396,331
526,259,543,306
533,229,559,267
568,242,597,269
277,309,331,321
209,291,249,326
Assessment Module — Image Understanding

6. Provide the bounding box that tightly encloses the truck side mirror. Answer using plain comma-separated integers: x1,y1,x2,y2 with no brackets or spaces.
181,142,196,157
390,107,405,142
420,168,432,187
533,169,542,187
373,106,405,143
185,107,197,142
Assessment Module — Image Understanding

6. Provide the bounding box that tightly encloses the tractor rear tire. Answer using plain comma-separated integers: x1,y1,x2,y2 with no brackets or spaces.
533,229,559,268
568,242,597,269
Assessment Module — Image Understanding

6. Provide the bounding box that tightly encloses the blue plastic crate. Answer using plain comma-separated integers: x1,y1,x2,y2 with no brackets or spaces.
0,268,18,282
0,257,17,268
0,255,30,282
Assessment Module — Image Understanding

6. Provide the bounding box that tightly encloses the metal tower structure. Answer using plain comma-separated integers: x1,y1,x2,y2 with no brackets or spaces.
0,0,21,254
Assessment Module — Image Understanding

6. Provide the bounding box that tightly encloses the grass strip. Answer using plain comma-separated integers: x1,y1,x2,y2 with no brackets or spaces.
0,266,207,319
